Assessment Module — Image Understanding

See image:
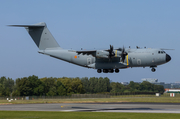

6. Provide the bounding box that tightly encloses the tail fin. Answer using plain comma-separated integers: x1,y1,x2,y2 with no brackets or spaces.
10,22,61,50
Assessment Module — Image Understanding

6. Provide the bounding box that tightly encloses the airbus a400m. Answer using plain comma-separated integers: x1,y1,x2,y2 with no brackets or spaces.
10,22,171,73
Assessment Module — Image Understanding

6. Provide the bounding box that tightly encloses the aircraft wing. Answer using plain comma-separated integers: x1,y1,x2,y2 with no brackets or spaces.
76,49,122,60
160,48,175,50
76,50,96,56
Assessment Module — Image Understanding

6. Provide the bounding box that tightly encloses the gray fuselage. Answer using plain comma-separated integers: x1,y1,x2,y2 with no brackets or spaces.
39,48,170,70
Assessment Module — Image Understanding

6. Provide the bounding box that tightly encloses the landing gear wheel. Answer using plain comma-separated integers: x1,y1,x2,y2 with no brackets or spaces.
103,69,108,73
108,69,114,73
97,69,102,73
151,68,156,72
115,69,119,73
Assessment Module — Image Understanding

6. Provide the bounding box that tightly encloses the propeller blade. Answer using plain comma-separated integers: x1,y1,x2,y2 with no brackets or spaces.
109,45,115,58
121,46,128,62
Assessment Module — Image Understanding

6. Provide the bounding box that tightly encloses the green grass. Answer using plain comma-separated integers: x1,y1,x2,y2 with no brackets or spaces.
1,94,180,104
0,111,180,119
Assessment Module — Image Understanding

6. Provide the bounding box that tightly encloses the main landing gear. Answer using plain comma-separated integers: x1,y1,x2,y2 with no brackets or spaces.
97,69,119,73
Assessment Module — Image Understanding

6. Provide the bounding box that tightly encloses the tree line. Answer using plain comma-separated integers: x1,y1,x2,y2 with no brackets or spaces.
0,75,164,96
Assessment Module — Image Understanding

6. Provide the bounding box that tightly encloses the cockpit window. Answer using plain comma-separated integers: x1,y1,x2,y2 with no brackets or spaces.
158,51,166,54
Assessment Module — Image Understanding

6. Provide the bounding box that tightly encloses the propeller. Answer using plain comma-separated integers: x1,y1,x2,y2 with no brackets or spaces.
109,45,115,58
121,46,128,62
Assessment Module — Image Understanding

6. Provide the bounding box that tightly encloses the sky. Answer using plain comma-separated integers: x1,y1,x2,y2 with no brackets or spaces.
0,0,179,83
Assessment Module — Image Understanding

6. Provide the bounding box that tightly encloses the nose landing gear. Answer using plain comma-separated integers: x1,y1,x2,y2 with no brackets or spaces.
151,68,156,72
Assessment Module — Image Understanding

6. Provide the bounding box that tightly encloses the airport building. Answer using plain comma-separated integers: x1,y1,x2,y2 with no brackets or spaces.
165,89,180,93
141,78,180,89
120,82,129,85
120,79,180,89
141,78,158,83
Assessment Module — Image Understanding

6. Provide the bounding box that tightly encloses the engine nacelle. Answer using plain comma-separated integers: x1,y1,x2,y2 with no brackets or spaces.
96,50,109,58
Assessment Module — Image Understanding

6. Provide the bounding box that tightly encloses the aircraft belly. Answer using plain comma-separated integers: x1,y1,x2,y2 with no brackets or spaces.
95,62,126,69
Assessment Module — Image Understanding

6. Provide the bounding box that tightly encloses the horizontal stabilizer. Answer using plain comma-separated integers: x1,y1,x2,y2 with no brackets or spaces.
9,25,45,27
8,22,46,28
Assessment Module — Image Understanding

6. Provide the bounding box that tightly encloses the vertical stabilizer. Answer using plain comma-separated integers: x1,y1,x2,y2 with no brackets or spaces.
10,22,61,50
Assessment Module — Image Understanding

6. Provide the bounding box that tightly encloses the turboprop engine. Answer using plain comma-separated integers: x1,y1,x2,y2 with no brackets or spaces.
96,50,109,58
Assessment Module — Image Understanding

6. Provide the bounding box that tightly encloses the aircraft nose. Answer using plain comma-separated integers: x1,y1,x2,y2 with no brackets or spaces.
166,54,171,62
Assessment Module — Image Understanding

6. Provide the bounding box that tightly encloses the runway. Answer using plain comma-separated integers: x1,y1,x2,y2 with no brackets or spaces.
0,103,180,113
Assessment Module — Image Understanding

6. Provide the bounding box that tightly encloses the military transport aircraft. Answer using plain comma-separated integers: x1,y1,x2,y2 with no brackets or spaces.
10,22,171,73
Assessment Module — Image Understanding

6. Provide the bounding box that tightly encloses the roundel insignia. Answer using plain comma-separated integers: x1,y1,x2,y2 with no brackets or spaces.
74,56,77,59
